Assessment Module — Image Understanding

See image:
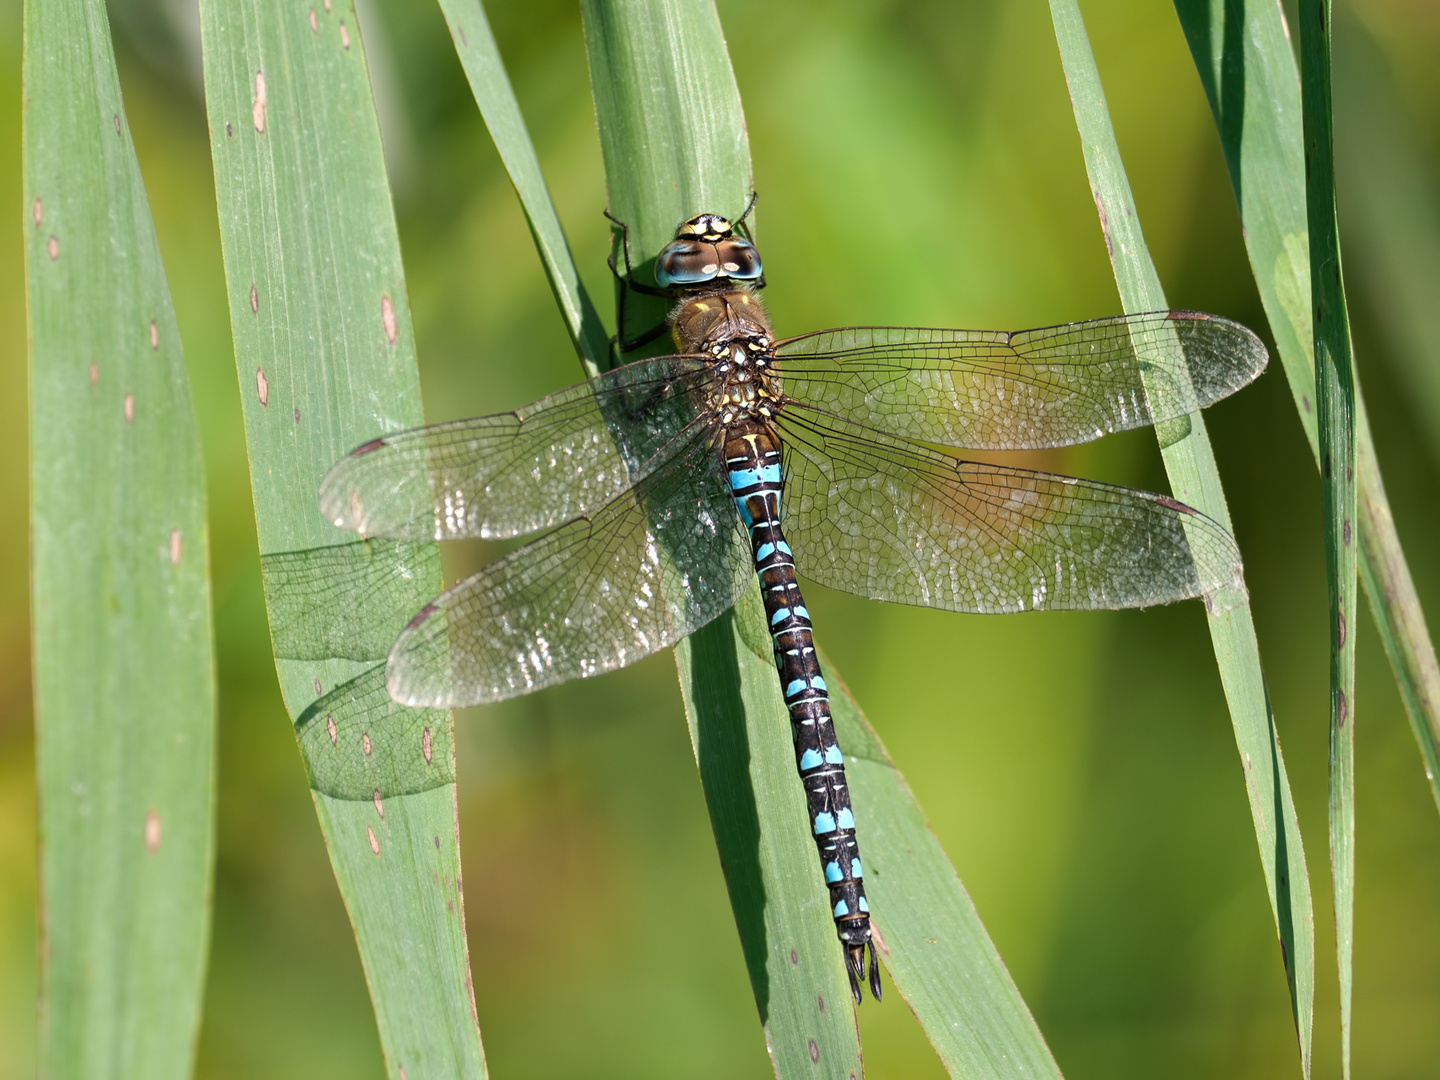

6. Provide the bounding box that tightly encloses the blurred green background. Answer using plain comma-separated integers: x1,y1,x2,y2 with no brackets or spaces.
3,0,1439,1076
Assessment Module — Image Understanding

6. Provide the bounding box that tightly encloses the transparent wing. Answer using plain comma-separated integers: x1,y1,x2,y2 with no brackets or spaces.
772,311,1266,450
320,355,715,540
775,407,1245,614
386,430,752,708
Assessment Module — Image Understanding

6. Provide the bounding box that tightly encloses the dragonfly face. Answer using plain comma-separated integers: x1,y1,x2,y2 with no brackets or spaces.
655,213,763,289
318,201,1269,1009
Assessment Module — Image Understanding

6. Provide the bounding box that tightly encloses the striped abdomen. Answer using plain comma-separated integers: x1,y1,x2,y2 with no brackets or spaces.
723,420,881,1002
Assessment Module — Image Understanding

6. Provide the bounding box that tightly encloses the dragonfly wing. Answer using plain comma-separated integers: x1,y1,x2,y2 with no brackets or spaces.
386,430,753,708
771,311,1266,450
319,355,715,540
776,407,1245,613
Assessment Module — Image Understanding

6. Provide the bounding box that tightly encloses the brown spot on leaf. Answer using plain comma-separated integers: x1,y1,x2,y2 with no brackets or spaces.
1338,689,1349,727
457,25,468,46
1343,519,1351,546
149,320,158,350
309,7,318,31
367,826,380,855
363,732,373,756
314,679,323,695
169,528,182,565
113,115,120,134
1093,190,1113,258
249,283,258,313
252,71,267,133
327,714,337,745
816,993,825,1013
294,407,300,423
373,788,385,820
340,21,350,49
32,196,41,228
1155,494,1196,515
144,809,161,853
47,235,58,260
422,726,433,764
89,362,98,386
808,1040,819,1063
124,393,134,423
256,367,269,406
789,949,798,965
1337,611,1347,649
381,294,397,345
323,0,330,10
225,122,233,137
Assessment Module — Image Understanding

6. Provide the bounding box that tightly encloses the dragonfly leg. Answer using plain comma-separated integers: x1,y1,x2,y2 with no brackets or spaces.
734,190,759,238
603,207,677,356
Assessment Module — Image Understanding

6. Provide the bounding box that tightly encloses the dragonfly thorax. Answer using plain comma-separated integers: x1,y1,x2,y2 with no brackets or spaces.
670,287,782,425
671,285,773,354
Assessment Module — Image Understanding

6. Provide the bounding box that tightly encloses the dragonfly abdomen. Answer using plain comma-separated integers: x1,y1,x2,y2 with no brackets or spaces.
722,421,881,1003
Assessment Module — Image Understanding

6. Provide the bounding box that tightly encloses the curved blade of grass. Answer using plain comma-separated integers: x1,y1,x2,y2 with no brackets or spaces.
1048,2,1316,1073
1298,4,1358,1072
581,3,1061,1075
25,1,216,1075
822,655,1062,1078
1334,11,1440,467
1173,1,1440,813
434,0,610,380
198,2,485,1075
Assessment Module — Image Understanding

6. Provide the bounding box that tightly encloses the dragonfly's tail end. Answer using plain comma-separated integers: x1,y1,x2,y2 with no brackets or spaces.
845,941,882,1004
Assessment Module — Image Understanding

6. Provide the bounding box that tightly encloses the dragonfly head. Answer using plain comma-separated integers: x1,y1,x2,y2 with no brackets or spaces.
656,212,764,288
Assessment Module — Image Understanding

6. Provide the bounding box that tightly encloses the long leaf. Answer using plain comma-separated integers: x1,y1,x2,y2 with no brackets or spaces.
26,0,216,1075
434,0,611,381
1334,9,1440,467
1048,1,1316,1073
1299,3,1358,1072
579,2,1061,1076
1173,0,1440,813
198,2,485,1075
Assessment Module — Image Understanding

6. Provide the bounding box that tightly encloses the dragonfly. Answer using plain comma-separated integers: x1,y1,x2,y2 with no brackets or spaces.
319,202,1266,1004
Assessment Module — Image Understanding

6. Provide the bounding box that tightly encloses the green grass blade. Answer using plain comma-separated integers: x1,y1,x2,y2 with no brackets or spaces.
1173,0,1440,813
1299,4,1358,1072
198,2,485,1075
1334,11,1440,463
582,3,1060,1075
25,1,216,1075
1048,1,1316,1072
434,0,610,380
1331,9,1440,805
823,658,1062,1078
